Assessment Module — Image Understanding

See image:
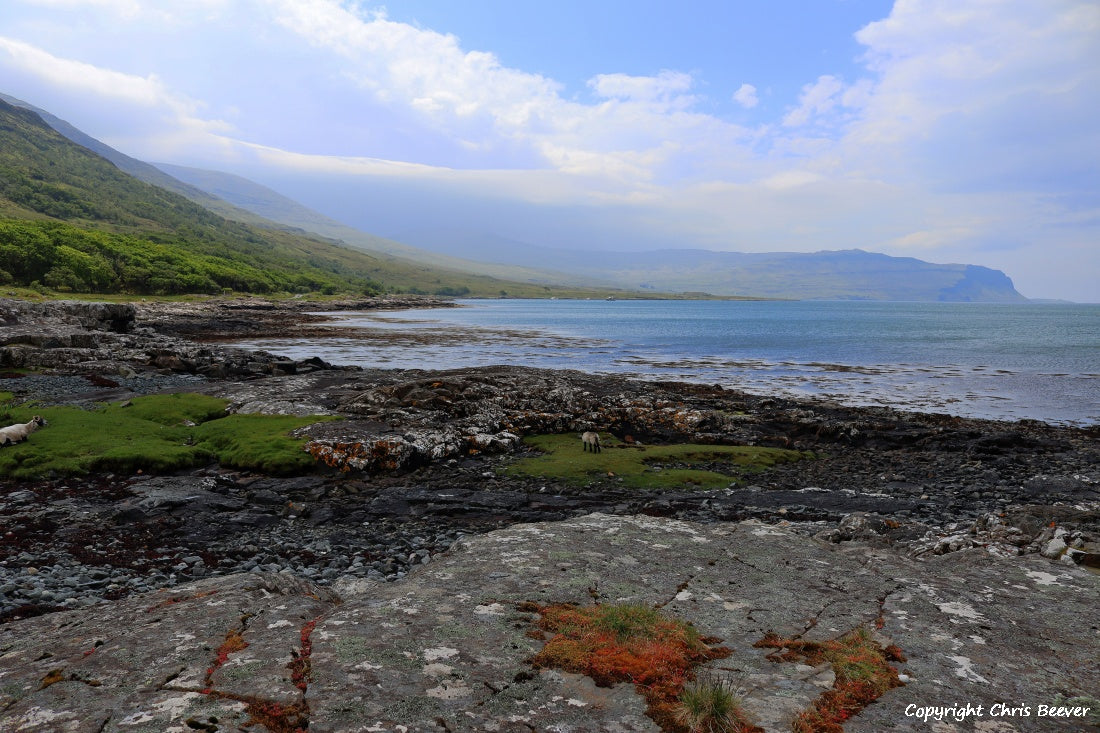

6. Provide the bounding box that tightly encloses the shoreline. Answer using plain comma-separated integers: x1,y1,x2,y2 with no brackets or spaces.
1,295,1099,730
224,302,1100,428
0,295,1098,623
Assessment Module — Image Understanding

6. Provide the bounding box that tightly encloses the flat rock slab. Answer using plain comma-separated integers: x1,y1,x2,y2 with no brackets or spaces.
1,514,1097,732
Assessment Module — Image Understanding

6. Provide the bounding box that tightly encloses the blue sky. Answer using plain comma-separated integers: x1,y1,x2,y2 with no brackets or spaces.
0,0,1097,300
383,1,894,118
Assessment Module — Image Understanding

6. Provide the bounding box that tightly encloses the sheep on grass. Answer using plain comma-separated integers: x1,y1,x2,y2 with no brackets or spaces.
0,416,48,447
581,431,601,453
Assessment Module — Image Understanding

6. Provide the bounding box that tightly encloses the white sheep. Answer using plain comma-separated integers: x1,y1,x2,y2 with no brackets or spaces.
0,416,48,446
581,431,601,453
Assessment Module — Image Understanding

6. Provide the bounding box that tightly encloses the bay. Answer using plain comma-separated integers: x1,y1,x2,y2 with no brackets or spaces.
232,299,1100,425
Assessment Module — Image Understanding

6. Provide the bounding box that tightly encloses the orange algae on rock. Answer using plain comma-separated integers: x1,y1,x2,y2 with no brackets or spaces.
529,602,760,732
287,617,319,692
754,626,905,733
203,627,250,692
243,699,309,733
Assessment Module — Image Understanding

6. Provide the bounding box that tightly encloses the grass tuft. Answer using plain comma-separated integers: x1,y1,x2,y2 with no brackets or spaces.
676,672,750,733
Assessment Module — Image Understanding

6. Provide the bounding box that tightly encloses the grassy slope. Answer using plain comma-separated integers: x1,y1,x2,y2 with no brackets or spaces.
0,98,636,299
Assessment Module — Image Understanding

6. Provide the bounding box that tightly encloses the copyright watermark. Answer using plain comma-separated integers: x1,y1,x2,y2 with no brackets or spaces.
904,703,1094,723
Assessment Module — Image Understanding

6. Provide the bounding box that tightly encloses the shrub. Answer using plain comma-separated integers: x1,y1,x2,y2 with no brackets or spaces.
754,626,905,733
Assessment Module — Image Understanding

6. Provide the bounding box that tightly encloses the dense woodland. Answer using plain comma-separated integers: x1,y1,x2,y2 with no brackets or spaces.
0,99,395,296
0,218,377,295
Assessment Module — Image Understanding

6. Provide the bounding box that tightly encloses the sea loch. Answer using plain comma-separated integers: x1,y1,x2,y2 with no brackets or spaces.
232,299,1100,426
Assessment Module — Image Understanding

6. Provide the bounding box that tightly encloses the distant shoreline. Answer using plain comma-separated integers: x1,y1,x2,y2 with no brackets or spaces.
221,298,1100,427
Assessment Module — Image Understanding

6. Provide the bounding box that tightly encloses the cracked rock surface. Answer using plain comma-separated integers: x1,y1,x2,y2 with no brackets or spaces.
2,513,1096,732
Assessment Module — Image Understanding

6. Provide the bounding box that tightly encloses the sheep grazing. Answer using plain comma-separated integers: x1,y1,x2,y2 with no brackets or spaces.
581,431,601,453
0,416,48,447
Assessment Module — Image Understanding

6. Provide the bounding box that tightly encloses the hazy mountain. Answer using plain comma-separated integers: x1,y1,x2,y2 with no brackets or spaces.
0,97,628,298
155,163,609,289
480,245,1028,302
0,93,275,226
156,165,1026,302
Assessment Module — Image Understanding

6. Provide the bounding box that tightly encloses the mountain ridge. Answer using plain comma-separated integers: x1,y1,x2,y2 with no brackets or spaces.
158,166,1028,302
154,162,611,290
0,95,633,298
1,92,1028,302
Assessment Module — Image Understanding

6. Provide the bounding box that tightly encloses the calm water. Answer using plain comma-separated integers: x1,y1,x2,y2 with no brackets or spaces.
234,300,1100,425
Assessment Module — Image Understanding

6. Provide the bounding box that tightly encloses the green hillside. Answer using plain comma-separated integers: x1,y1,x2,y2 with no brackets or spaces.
0,98,632,298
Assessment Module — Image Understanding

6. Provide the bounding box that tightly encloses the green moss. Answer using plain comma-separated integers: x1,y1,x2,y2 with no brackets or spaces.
591,603,667,642
501,433,810,490
109,391,228,425
0,393,337,478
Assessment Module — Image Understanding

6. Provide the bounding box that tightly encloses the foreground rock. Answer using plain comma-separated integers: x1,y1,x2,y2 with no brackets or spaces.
1,514,1096,732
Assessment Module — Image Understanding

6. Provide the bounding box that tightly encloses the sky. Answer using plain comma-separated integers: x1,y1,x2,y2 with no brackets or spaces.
0,0,1097,301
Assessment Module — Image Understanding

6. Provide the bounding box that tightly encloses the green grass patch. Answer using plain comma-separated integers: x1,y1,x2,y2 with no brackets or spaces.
501,433,810,490
0,393,337,478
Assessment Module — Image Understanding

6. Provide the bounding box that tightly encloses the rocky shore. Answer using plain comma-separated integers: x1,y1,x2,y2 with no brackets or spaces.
1,296,1098,731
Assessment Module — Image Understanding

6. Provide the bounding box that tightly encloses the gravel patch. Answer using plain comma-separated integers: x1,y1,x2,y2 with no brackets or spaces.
1,372,208,404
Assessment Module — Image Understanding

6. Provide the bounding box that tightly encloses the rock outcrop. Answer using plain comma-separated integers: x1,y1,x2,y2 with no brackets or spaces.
0,297,350,379
1,514,1096,732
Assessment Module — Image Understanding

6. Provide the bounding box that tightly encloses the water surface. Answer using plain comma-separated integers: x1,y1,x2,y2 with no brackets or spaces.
232,299,1100,425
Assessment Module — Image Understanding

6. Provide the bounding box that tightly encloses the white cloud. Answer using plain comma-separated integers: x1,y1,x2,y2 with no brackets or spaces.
266,0,563,134
732,83,758,109
761,170,825,190
850,0,1100,148
15,0,229,23
261,0,759,184
0,35,234,160
0,0,1097,299
588,70,694,103
782,75,850,127
18,0,143,14
0,36,206,119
